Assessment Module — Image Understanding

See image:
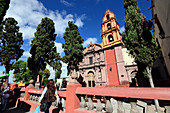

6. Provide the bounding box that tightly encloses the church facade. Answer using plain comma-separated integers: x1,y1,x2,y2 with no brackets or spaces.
78,10,137,87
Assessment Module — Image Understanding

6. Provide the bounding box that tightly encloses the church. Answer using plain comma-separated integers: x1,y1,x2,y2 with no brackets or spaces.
77,10,138,87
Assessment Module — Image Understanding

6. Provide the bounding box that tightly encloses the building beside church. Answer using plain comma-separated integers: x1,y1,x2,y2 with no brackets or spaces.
77,10,137,87
151,0,170,86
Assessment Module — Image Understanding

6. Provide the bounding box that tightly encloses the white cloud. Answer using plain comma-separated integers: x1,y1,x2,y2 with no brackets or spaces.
47,61,68,79
20,26,36,39
60,62,68,78
83,38,98,47
5,0,84,39
55,42,64,55
4,0,85,79
60,0,73,7
120,26,125,34
9,70,14,83
23,51,31,57
46,64,55,79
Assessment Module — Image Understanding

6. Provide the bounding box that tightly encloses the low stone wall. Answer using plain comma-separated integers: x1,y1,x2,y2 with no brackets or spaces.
12,83,170,113
75,87,170,113
16,86,66,113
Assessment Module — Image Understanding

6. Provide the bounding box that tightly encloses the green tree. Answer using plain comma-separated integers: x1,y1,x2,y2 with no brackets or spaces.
123,0,160,111
62,21,84,74
123,0,160,83
50,55,62,83
0,0,10,24
22,69,33,85
12,60,27,81
12,60,33,85
28,17,60,84
0,17,24,74
39,69,50,85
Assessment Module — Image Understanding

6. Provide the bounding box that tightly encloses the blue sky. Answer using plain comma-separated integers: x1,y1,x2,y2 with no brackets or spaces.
1,0,152,83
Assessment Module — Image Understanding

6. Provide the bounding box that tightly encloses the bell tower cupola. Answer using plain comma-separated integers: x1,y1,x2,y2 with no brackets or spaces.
101,10,123,48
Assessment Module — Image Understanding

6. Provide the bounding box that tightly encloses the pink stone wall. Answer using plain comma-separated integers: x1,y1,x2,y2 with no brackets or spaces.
114,46,129,84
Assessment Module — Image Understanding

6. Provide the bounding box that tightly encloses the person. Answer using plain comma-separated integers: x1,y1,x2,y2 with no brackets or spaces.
1,86,11,111
41,79,56,113
52,99,63,113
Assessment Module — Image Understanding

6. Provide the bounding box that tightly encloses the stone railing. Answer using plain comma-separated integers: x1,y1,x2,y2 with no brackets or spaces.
28,89,42,103
20,88,25,99
75,87,170,113
17,86,67,113
13,81,170,113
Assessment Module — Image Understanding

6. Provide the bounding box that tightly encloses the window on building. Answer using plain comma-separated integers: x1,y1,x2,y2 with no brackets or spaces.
107,23,111,30
106,14,110,20
108,35,114,42
88,71,95,87
88,81,95,87
89,57,93,64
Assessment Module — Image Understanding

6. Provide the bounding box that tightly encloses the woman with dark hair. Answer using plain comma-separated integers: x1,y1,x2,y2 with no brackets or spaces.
41,79,56,113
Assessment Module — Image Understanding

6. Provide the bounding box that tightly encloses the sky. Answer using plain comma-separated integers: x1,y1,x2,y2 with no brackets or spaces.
1,0,153,83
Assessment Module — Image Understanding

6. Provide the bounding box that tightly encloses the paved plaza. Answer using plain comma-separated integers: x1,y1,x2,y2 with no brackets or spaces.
3,107,31,113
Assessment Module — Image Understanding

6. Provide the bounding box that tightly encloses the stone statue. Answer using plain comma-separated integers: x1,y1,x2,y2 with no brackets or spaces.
28,79,34,87
70,70,79,84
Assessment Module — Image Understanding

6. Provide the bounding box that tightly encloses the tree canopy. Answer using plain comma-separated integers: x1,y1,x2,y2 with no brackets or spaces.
62,21,84,74
122,0,160,85
50,54,62,82
39,69,50,85
12,60,33,85
28,17,60,83
0,0,10,24
0,17,24,74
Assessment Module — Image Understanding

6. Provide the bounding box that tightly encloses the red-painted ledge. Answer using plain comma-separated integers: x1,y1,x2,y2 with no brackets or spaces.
76,87,170,100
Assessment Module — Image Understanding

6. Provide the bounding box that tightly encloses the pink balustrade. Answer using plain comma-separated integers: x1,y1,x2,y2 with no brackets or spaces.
11,83,170,113
16,87,66,113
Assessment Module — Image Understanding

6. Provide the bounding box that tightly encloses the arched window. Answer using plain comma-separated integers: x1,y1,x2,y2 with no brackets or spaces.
106,14,110,20
88,71,95,87
108,35,114,42
107,23,111,30
89,57,93,64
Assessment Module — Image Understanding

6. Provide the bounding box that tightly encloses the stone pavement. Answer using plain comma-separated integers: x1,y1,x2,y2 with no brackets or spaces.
0,101,32,113
3,107,32,113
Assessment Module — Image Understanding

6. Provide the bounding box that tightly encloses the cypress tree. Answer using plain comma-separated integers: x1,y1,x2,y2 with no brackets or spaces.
123,0,161,111
123,0,160,84
0,0,10,24
50,52,62,82
0,17,24,74
62,21,84,74
28,17,60,84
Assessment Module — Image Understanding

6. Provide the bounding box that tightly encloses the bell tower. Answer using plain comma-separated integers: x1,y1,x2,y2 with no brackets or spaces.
101,10,123,48
101,10,129,86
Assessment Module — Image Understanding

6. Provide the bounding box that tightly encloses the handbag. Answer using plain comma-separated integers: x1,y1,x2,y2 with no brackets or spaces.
50,95,56,102
40,102,48,112
40,89,48,112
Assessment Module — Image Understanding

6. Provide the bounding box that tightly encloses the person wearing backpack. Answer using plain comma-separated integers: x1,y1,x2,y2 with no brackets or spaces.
41,79,56,113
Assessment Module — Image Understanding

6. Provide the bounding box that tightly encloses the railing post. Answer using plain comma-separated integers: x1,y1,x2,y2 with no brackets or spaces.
65,84,82,113
24,80,35,100
10,78,18,90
